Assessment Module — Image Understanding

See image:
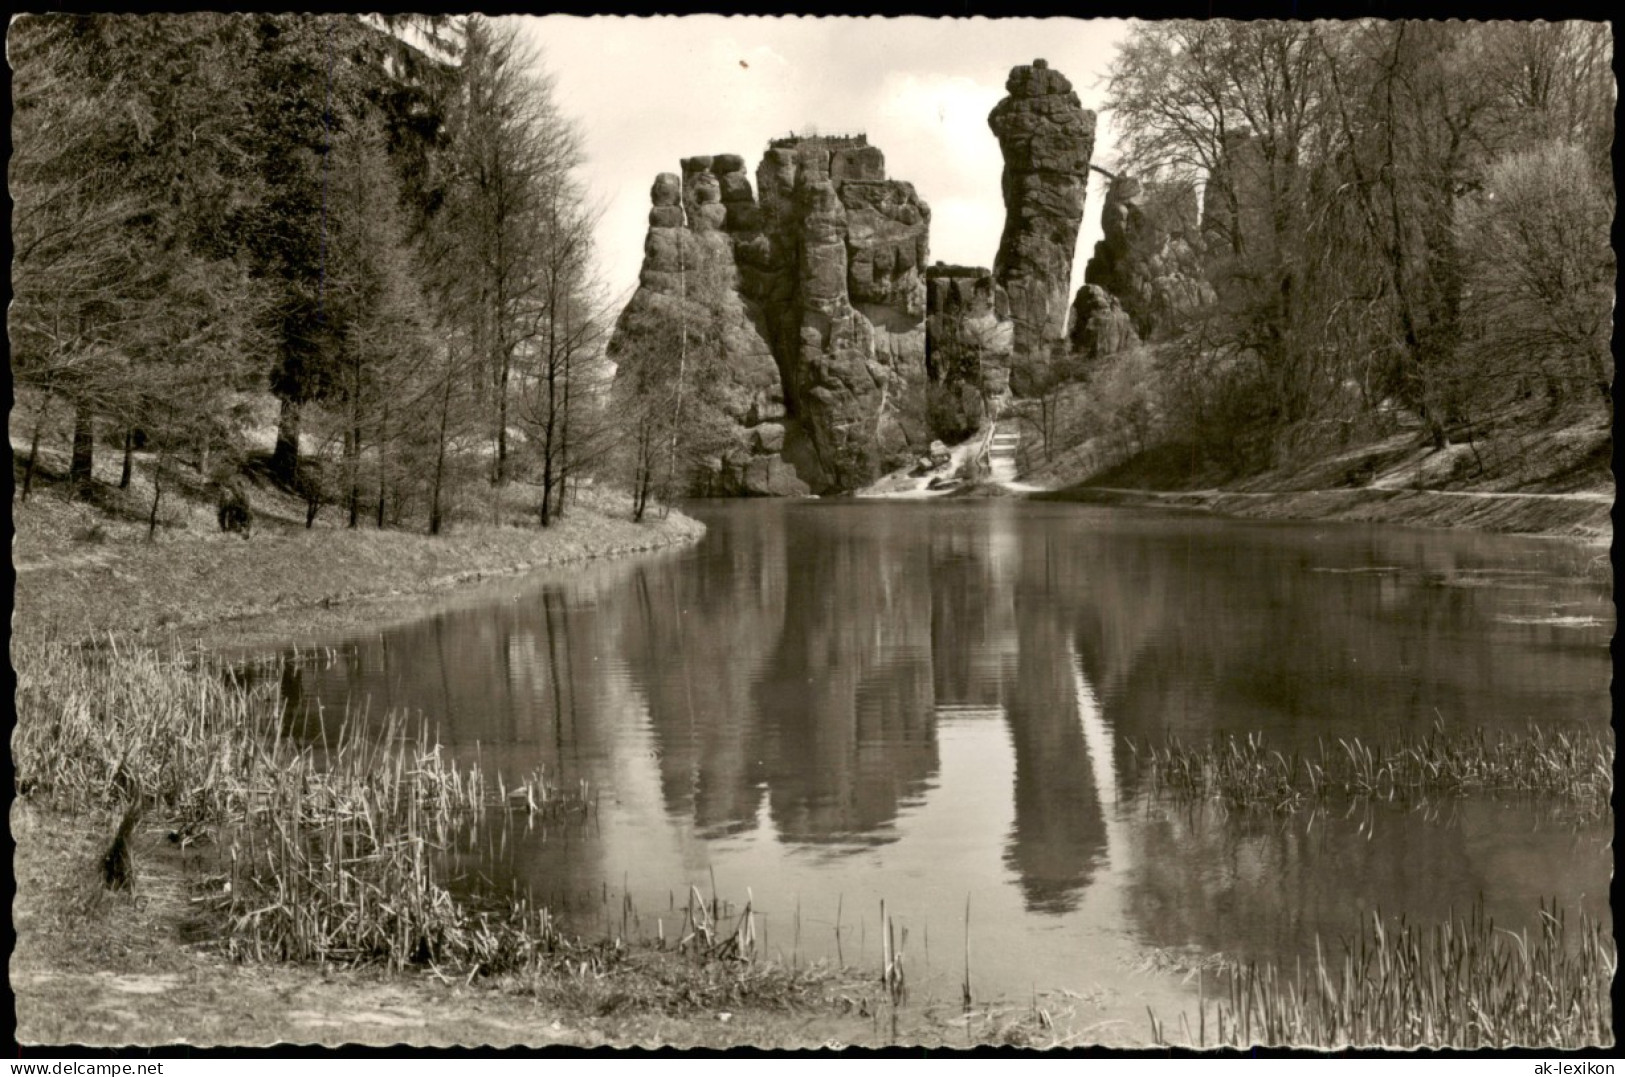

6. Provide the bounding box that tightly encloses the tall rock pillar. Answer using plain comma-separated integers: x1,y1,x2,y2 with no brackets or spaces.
987,59,1096,386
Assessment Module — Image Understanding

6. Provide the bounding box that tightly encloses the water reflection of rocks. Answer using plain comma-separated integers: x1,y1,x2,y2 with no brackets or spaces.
274,501,1611,958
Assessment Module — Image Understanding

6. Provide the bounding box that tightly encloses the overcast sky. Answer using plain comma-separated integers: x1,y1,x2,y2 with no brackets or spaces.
518,16,1132,309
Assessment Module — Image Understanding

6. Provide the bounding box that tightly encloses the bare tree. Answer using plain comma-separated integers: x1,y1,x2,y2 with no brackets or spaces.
429,17,584,489
1456,142,1614,414
514,186,605,526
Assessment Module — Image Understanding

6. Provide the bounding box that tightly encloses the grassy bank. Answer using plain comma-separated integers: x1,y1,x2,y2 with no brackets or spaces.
1027,403,1611,543
13,479,705,650
10,802,868,1048
1043,484,1612,545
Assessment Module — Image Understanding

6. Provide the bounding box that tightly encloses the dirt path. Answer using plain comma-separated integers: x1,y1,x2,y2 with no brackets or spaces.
1038,482,1611,544
1361,482,1612,502
12,965,593,1048
1072,483,1611,504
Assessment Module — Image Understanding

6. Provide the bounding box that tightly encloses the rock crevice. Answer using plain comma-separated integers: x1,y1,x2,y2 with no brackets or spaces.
924,264,1013,440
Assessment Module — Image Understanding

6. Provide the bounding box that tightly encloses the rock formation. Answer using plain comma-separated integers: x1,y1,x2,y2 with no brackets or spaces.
610,136,931,495
609,158,800,497
1082,173,1213,343
924,264,1013,440
987,59,1097,374
1066,284,1138,362
751,135,931,491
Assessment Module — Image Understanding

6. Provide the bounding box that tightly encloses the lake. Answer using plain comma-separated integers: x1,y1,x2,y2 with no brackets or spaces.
270,500,1613,1031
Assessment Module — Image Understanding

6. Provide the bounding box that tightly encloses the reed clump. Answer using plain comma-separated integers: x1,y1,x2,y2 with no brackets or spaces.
13,638,284,820
1128,724,1610,815
1154,900,1613,1048
14,639,591,973
211,719,581,971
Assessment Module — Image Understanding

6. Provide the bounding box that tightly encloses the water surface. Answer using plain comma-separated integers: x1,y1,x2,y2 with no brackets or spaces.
273,501,1613,1026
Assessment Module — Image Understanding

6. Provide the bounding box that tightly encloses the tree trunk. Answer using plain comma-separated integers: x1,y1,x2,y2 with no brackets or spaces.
296,457,322,530
663,246,689,509
558,342,573,520
495,351,510,486
146,456,163,541
631,428,649,523
430,373,453,536
22,399,48,502
69,402,95,492
273,397,301,485
119,427,135,489
376,402,389,530
344,423,361,529
539,365,557,528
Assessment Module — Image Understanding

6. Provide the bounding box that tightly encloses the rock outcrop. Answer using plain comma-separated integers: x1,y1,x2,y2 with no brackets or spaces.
1083,173,1213,342
611,159,793,498
924,264,1013,440
610,136,931,495
1067,283,1139,362
987,59,1097,372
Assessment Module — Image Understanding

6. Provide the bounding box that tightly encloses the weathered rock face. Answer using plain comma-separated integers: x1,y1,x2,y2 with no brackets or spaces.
609,158,791,498
987,59,1097,368
1083,173,1213,342
611,136,931,495
1067,283,1139,362
750,136,931,491
925,264,1013,440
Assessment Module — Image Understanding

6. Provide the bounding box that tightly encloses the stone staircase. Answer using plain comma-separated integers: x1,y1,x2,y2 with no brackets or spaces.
988,424,1020,483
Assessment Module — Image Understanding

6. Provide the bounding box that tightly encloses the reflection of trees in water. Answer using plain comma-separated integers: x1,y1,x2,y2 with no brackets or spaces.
275,585,612,771
269,575,634,915
1061,522,1608,764
929,527,1014,709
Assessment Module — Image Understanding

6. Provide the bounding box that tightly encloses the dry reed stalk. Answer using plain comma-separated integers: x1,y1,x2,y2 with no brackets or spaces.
963,893,973,1011
1150,899,1612,1048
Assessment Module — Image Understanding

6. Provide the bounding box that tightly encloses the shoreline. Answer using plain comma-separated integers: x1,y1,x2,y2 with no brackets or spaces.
13,501,708,654
854,477,1611,550
186,522,707,655
1030,483,1612,548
